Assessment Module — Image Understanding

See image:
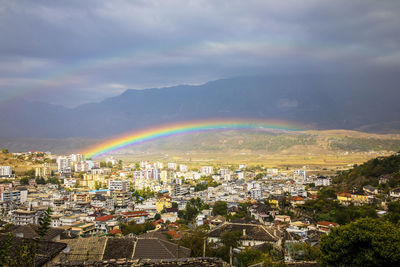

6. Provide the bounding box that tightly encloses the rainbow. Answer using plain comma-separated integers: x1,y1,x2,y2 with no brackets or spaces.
81,118,305,159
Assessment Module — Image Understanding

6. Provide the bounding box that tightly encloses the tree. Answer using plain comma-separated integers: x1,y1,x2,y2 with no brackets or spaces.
154,213,161,220
24,169,35,179
183,203,198,222
171,202,179,209
320,218,400,266
237,248,263,267
386,200,400,225
2,148,8,154
20,177,29,185
35,208,52,240
221,230,242,248
212,201,227,216
35,177,45,184
178,228,210,257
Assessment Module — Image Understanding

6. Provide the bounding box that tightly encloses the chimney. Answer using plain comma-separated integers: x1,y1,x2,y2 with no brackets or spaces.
242,229,246,236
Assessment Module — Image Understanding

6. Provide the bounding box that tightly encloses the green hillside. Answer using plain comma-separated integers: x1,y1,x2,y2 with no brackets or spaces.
334,152,400,190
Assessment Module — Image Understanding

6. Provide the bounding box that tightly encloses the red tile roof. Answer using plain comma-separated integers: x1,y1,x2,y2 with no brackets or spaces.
317,221,338,227
121,211,149,217
94,215,115,222
109,229,122,235
289,196,304,201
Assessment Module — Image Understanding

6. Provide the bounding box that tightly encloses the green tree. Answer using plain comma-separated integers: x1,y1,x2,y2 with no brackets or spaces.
386,200,400,225
154,213,161,220
183,203,198,222
320,218,400,266
237,248,263,267
35,177,45,184
212,201,227,216
221,230,242,248
20,177,29,185
178,228,210,257
24,169,35,179
171,202,179,209
35,208,52,240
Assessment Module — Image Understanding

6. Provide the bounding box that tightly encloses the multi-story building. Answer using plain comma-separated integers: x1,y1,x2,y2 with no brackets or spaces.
111,191,131,208
75,161,90,172
64,178,77,188
154,162,164,169
1,189,28,203
91,194,114,210
179,164,188,172
201,166,214,175
57,156,72,176
108,180,129,192
168,162,178,170
12,209,40,225
0,166,12,177
155,195,172,213
70,154,85,162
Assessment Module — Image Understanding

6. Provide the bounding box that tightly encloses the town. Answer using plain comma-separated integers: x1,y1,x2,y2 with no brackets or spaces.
1,148,400,266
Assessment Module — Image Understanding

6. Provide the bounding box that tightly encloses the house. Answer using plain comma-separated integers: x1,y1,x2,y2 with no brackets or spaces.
350,193,369,204
317,221,338,233
363,185,378,195
0,234,67,266
11,209,41,225
250,204,278,223
337,192,351,204
390,187,400,198
71,222,96,236
59,236,191,262
5,224,64,241
60,215,79,226
288,196,305,207
156,195,172,213
208,222,282,247
274,215,291,223
379,175,391,185
94,215,118,234
161,212,178,223
90,194,114,210
121,210,150,224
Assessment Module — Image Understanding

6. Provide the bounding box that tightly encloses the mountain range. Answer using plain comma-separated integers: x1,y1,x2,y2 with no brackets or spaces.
1,73,400,140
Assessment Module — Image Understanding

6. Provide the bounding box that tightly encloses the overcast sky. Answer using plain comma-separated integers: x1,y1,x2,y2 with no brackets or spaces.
0,0,399,107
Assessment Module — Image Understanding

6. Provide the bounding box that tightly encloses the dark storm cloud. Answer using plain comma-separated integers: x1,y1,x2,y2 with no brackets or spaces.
0,0,399,106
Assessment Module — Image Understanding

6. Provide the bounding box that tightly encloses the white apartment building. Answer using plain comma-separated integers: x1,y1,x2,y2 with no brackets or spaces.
108,180,129,192
179,164,188,172
154,162,164,169
57,156,72,174
201,166,214,175
168,162,178,170
70,154,85,162
1,189,28,203
267,168,279,175
64,178,77,188
12,210,40,225
0,166,12,177
75,161,90,172
105,157,117,166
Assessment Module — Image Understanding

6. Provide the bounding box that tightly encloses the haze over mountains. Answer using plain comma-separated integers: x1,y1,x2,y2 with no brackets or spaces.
2,73,400,141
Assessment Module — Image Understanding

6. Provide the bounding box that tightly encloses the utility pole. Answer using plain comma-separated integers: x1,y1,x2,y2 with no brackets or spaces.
203,238,206,257
230,246,233,266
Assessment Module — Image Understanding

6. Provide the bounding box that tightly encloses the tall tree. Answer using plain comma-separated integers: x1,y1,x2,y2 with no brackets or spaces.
320,218,400,266
35,207,52,240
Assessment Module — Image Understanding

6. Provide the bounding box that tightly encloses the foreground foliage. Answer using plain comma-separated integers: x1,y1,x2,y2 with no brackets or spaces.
320,218,400,266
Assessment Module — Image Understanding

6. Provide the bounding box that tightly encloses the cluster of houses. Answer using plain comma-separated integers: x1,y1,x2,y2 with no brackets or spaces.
1,151,397,265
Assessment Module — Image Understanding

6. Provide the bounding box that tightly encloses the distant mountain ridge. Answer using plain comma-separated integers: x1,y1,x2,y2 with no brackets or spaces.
1,73,400,139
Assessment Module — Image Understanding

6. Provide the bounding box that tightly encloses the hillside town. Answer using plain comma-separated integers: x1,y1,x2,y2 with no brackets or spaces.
1,149,400,266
